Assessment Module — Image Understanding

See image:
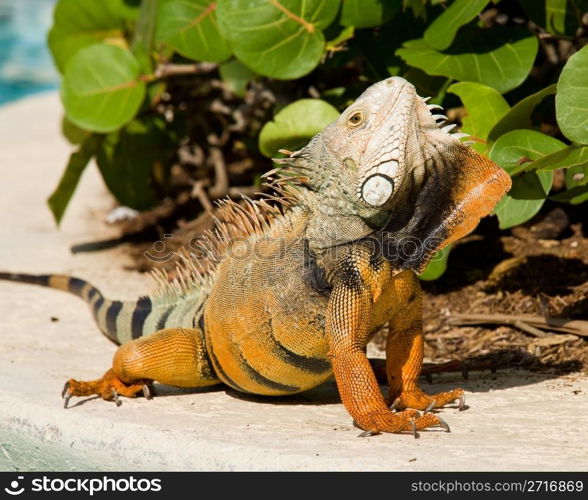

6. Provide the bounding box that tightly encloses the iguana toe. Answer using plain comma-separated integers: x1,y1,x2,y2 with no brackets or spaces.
389,388,465,412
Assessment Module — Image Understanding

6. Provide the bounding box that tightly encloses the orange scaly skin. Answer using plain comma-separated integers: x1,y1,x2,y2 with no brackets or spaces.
327,246,453,433
0,77,511,436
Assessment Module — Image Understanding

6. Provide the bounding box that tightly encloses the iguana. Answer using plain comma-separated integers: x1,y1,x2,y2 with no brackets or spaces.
0,77,511,436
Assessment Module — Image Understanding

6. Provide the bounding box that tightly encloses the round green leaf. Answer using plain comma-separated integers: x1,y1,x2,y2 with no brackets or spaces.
489,130,565,175
448,81,509,153
216,0,340,79
488,84,556,145
397,27,538,94
555,162,588,204
48,0,137,72
340,0,400,29
62,44,146,133
61,116,91,145
419,245,452,281
556,45,588,145
424,0,490,51
96,116,177,210
489,130,565,229
155,0,232,63
546,0,584,36
259,99,340,157
219,60,257,97
516,144,588,175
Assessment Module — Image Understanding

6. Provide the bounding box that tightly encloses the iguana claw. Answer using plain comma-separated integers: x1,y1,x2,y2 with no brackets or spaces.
62,381,72,409
111,388,122,407
389,397,401,411
409,418,419,439
458,393,466,411
436,416,451,433
142,384,154,400
424,401,435,413
358,430,379,438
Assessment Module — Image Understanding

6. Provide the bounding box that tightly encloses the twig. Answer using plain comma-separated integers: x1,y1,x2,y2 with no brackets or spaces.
448,313,588,338
207,147,229,199
191,181,214,212
153,62,218,79
513,320,548,339
538,32,588,43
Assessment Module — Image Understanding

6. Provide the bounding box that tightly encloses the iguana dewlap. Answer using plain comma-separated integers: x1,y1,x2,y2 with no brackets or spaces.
0,77,510,435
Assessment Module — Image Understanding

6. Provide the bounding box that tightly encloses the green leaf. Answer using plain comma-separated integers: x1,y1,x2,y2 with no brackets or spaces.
216,0,341,79
403,0,427,19
514,144,588,174
490,130,566,175
47,135,102,224
61,116,91,145
565,163,588,187
108,0,141,21
551,185,588,204
492,170,554,229
155,0,231,63
326,26,355,51
96,116,177,210
219,59,257,97
489,130,565,229
488,84,556,145
131,0,158,73
62,44,146,133
424,0,489,51
447,81,509,152
560,157,588,203
556,45,588,145
545,0,587,35
419,245,452,281
340,0,400,29
552,155,588,204
259,99,340,157
48,0,136,72
397,27,538,94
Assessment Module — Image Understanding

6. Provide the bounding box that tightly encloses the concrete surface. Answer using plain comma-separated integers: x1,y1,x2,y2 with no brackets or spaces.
0,93,587,472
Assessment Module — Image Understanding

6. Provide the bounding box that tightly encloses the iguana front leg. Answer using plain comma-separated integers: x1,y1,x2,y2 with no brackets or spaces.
386,286,464,412
326,250,447,435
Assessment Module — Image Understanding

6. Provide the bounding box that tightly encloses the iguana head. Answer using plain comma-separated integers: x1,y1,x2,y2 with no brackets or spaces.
280,77,511,267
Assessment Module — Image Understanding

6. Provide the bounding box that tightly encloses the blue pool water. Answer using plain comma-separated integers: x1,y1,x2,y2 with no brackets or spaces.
0,0,59,105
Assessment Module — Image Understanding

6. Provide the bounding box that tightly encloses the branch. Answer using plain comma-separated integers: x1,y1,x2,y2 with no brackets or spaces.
152,62,218,79
447,313,588,338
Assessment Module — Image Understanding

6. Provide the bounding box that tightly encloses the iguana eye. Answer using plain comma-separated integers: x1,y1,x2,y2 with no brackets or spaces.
348,111,364,127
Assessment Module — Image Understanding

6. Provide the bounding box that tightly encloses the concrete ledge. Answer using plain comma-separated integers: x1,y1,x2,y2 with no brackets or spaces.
1,93,587,471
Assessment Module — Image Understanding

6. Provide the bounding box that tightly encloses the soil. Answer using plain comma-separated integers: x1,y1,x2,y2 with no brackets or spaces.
412,204,588,376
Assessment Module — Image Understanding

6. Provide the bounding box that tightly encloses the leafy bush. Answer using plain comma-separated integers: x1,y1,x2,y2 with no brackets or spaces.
47,0,588,278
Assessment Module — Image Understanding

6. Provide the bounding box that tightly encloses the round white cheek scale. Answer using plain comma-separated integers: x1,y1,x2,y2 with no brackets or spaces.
361,174,394,207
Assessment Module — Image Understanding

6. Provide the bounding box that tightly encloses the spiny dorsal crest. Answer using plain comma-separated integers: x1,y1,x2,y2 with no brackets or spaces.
150,196,294,299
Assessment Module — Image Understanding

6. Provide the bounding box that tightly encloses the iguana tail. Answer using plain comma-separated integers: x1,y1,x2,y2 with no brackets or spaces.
0,272,173,345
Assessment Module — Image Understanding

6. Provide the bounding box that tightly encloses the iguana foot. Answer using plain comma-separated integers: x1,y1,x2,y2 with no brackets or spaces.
62,369,153,408
389,388,465,412
353,409,450,436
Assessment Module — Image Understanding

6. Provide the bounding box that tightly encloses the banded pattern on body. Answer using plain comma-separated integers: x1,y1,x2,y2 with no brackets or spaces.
203,213,334,396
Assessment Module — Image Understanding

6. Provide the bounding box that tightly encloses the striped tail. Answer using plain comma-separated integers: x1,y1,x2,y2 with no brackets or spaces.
0,272,153,345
